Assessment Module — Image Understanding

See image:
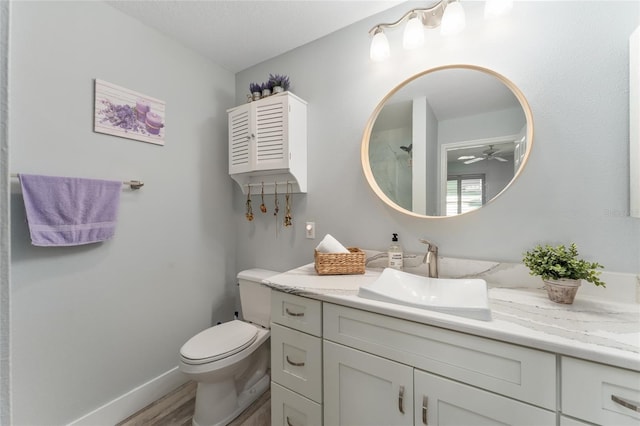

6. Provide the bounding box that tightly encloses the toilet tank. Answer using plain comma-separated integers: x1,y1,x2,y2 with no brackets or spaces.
237,268,279,328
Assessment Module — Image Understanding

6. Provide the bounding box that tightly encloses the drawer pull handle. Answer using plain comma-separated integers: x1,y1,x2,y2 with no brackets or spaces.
398,385,405,414
286,416,295,426
422,396,428,424
285,308,305,317
612,395,640,412
286,355,305,367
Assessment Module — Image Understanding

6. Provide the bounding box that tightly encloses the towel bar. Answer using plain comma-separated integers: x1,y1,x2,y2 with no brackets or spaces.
10,173,144,190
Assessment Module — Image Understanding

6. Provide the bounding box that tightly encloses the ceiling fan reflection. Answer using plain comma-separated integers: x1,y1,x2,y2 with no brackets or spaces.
462,145,508,164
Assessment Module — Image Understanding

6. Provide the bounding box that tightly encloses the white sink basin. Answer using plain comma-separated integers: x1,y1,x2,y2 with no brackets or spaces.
357,268,492,321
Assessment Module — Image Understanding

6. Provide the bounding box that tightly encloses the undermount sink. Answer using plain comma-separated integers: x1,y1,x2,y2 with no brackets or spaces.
357,268,492,321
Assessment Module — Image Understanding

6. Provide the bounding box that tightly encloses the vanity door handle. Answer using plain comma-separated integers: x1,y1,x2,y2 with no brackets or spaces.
398,385,405,414
422,396,429,424
286,416,295,426
286,355,305,367
285,308,305,317
612,395,640,412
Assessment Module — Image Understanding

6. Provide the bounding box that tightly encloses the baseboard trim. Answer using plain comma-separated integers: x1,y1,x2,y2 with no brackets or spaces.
67,366,188,426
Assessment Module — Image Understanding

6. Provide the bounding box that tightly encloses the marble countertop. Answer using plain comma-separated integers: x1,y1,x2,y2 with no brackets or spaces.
264,262,640,372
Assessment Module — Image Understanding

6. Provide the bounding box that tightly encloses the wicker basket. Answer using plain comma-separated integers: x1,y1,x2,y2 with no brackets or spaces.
314,247,366,275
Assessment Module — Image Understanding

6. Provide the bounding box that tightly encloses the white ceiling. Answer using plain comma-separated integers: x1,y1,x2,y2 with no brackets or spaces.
107,0,404,73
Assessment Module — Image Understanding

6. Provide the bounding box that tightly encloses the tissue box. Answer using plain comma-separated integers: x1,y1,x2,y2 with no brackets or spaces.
314,247,366,275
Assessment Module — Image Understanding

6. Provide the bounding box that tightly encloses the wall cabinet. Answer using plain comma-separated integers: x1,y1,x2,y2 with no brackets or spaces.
227,92,307,194
270,289,640,426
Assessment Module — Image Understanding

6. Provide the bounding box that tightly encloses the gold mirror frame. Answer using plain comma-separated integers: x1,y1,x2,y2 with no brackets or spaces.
361,64,534,219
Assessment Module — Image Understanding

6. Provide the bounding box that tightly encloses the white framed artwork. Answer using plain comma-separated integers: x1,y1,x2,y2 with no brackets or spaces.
94,79,165,146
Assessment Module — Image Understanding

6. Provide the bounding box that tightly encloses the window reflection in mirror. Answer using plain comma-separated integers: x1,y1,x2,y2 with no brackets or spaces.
363,65,533,218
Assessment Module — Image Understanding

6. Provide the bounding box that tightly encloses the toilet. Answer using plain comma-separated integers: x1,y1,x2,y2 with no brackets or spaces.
179,268,277,426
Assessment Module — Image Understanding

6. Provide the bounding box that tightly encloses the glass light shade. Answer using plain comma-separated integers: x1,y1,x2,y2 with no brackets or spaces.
403,15,424,50
484,0,513,19
370,30,390,61
440,1,466,36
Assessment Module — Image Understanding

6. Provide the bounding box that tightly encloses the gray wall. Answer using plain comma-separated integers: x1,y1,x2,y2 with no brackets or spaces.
235,1,640,274
9,2,235,424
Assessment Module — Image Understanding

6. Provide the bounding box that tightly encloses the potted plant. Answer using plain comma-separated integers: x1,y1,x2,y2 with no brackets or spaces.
522,243,605,304
268,73,290,93
249,83,262,101
260,81,272,97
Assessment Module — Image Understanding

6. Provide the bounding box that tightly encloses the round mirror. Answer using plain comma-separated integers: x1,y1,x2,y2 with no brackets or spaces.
361,65,534,218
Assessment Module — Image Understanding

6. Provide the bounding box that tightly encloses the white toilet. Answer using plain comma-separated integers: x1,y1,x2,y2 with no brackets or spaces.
179,268,277,426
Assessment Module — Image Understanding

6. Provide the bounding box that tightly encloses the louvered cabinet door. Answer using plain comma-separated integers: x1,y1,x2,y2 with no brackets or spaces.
253,96,289,171
228,103,252,174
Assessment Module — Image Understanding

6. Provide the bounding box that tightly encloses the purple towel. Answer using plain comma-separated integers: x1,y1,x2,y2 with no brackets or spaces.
19,174,122,247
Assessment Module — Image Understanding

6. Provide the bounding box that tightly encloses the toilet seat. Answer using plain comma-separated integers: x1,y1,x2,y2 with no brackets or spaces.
180,320,258,365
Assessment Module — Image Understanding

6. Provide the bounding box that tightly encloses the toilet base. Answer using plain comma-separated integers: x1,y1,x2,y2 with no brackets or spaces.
192,373,270,426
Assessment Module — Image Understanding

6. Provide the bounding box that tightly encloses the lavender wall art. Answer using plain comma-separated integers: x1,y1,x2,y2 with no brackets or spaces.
94,79,165,146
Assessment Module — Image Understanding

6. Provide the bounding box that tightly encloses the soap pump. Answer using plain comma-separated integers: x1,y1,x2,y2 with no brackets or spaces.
388,233,403,270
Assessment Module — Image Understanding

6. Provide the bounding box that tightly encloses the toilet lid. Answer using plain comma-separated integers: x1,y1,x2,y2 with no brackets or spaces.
180,320,258,365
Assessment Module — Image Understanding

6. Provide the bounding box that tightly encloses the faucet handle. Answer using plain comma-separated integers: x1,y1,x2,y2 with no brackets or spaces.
419,238,437,249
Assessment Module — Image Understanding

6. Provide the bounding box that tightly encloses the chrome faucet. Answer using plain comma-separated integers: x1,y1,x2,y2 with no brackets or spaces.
419,239,438,278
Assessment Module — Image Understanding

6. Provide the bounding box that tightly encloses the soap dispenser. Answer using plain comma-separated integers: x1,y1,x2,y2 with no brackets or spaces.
388,233,403,270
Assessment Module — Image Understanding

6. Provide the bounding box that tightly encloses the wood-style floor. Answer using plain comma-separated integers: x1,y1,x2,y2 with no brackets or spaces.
116,381,271,426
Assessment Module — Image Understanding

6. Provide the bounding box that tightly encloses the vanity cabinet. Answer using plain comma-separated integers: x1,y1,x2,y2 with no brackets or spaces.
323,303,557,425
227,92,307,194
324,340,414,426
270,292,323,426
415,370,555,425
269,289,639,426
561,356,640,425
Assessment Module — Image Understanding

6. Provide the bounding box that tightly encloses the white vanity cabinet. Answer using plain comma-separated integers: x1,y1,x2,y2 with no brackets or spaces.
269,288,639,426
324,340,414,426
227,92,307,194
270,291,323,426
561,356,640,425
415,370,556,425
323,303,557,426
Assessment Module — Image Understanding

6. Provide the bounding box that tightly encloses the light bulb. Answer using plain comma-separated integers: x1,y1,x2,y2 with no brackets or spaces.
403,15,424,50
440,1,466,36
370,29,390,61
484,0,513,19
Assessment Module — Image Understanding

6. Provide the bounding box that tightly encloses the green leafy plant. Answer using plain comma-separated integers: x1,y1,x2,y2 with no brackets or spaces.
522,243,605,287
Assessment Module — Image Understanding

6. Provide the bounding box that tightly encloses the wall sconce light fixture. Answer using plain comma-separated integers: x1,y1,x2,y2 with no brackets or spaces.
369,0,513,62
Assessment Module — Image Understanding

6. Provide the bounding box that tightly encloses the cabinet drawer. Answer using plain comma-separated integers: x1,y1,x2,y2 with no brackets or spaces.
415,369,556,425
271,323,322,403
562,356,640,425
272,291,322,337
271,382,322,426
323,303,556,410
